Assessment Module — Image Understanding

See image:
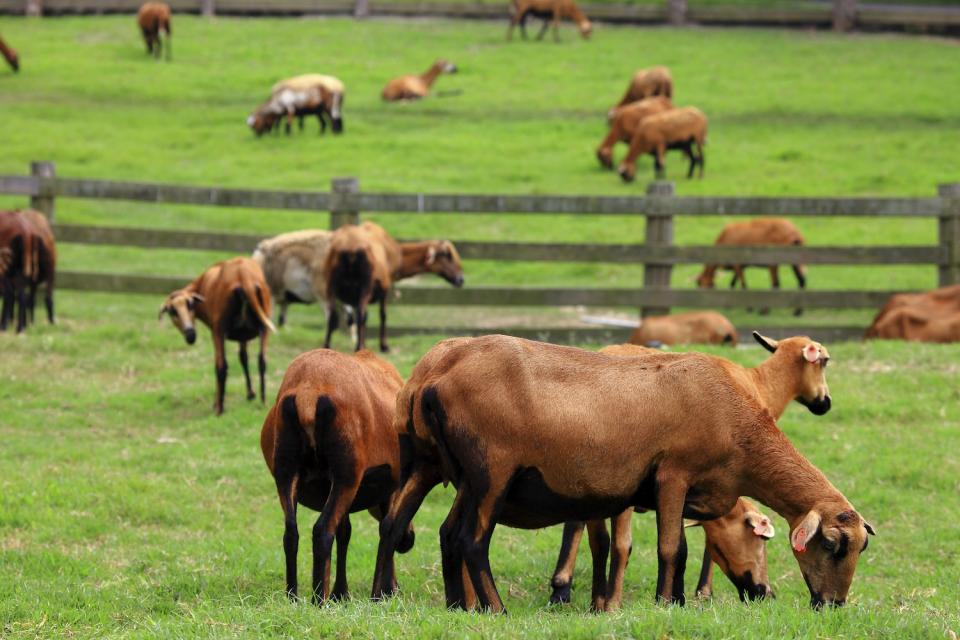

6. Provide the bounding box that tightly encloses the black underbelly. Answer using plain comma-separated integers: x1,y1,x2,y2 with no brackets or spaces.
295,464,396,513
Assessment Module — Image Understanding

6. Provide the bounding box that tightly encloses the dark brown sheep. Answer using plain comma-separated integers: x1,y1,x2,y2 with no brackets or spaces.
508,0,592,41
137,2,171,61
0,209,42,333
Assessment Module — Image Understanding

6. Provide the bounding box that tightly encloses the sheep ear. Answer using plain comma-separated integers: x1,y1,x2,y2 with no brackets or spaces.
753,331,779,353
190,293,205,303
864,521,877,536
747,512,775,540
683,519,702,529
158,304,169,320
791,511,821,553
803,343,820,363
425,247,436,265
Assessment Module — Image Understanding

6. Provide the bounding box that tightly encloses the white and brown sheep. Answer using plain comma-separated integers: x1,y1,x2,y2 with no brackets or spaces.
695,218,807,316
382,60,458,101
508,0,592,41
260,348,414,603
618,106,707,182
612,66,673,114
248,74,345,137
160,257,275,415
395,334,869,612
252,229,333,327
596,96,673,170
137,2,171,60
322,222,464,352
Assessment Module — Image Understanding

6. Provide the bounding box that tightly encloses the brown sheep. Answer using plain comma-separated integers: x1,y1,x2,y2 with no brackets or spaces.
372,333,835,608
507,0,592,41
696,218,807,316
382,60,458,102
0,35,19,72
596,96,673,170
864,284,960,341
137,2,171,61
323,222,464,353
260,348,413,602
0,210,39,333
627,310,737,347
18,210,56,326
401,334,870,612
612,66,673,114
160,257,275,415
618,106,706,182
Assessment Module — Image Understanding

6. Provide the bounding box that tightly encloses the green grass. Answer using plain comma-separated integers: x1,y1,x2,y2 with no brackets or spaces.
1,291,959,639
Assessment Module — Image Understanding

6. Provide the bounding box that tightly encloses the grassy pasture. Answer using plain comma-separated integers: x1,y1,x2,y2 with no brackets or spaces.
0,15,959,639
1,292,959,639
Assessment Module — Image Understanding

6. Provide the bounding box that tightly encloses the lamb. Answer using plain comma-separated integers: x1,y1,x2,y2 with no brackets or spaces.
596,96,673,170
612,66,673,114
252,229,333,327
371,333,834,608
0,35,19,72
260,348,414,603
382,60,458,101
618,106,706,182
0,210,40,333
323,222,464,352
160,257,275,415
248,74,345,137
627,310,736,347
695,218,807,316
507,0,592,41
549,334,830,609
401,334,870,612
137,2,171,61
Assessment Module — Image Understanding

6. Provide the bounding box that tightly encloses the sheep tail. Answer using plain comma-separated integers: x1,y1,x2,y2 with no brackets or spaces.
420,386,459,487
242,275,277,333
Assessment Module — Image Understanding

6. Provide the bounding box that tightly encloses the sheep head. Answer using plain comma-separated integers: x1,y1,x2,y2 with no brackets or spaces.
160,289,204,345
790,507,875,608
753,332,832,415
424,240,464,288
578,19,593,39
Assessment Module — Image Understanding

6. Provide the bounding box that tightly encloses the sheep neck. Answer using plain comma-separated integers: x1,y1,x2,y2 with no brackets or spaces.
420,64,445,88
747,354,797,420
396,242,434,280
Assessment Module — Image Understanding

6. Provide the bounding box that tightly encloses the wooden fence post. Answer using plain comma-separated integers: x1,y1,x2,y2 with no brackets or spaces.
354,0,370,18
938,183,960,286
201,0,215,17
642,181,675,317
30,161,55,221
832,0,857,31
330,177,360,229
666,0,687,25
25,0,42,16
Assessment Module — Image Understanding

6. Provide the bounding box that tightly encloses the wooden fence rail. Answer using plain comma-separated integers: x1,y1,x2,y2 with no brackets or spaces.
3,162,959,342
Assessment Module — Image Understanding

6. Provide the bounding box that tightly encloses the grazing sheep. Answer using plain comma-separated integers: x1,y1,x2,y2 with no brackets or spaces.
864,284,960,342
382,60,458,101
618,106,707,182
612,66,673,114
252,229,333,327
260,348,413,602
0,210,42,333
399,334,869,612
0,36,19,72
372,333,835,608
508,0,592,41
626,310,737,347
323,222,464,352
18,210,55,326
160,257,275,415
596,96,673,170
248,75,345,137
695,218,807,316
137,2,171,61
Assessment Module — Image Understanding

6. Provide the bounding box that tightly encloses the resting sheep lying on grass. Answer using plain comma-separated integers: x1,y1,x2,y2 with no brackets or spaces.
864,284,960,342
626,310,737,347
382,60,458,101
160,257,274,415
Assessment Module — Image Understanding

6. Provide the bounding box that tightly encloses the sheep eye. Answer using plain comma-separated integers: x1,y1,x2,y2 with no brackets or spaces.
820,538,836,552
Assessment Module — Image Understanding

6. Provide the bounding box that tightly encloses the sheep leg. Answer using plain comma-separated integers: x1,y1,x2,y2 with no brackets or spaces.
257,329,268,403
684,142,696,179
460,482,511,614
274,406,303,600
213,332,227,415
733,266,752,312
142,29,153,54
654,481,688,605
696,141,705,178
506,15,517,41
372,462,441,600
44,276,54,325
549,521,585,604
792,264,806,316
536,17,550,40
596,128,619,170
322,301,339,349
586,519,611,612
761,266,779,315
238,341,255,400
331,514,352,600
317,112,326,135
355,298,369,352
654,144,667,180
285,111,294,135
15,283,27,333
439,485,470,609
311,481,359,604
695,545,714,599
0,282,10,331
298,114,305,132
378,297,389,353
605,508,634,611
27,281,37,325
278,300,287,327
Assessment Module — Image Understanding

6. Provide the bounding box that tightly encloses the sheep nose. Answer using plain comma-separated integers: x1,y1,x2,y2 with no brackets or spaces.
453,274,465,288
184,327,197,345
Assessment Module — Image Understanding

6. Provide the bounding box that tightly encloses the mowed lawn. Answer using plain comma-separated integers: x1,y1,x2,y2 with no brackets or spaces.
0,292,959,639
0,15,959,639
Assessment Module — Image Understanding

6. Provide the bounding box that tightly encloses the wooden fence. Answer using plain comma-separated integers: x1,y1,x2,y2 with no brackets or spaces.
5,0,960,32
2,161,959,343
